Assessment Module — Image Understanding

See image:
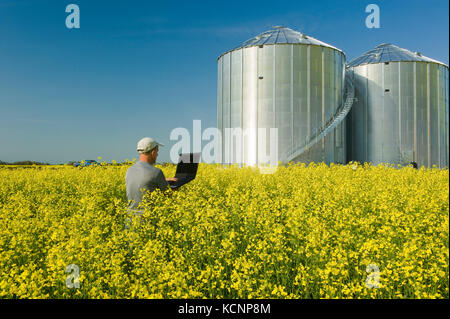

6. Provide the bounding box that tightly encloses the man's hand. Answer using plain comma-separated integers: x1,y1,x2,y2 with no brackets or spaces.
166,177,179,191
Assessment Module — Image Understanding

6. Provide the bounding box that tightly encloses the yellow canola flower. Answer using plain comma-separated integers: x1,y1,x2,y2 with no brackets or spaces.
0,162,448,299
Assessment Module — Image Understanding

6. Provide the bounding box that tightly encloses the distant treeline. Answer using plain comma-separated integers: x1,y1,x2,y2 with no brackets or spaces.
0,160,50,165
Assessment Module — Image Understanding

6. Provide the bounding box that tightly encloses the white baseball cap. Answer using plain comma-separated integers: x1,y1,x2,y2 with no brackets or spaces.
137,137,164,153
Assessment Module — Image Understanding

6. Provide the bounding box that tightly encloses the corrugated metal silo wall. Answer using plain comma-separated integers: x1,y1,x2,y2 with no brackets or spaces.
347,61,449,168
217,44,346,166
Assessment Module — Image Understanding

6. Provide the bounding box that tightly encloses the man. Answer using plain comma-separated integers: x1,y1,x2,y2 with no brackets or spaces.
125,137,178,212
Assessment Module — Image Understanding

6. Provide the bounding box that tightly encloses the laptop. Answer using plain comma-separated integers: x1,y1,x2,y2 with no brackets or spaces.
168,153,200,189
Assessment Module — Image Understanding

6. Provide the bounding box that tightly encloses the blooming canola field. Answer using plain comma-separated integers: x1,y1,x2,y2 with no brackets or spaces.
0,162,448,298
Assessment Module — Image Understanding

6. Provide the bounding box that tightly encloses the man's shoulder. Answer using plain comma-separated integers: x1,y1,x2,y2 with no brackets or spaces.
127,161,163,175
150,165,165,177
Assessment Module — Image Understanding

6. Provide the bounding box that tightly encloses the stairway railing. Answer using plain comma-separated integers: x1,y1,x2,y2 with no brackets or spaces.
281,73,356,163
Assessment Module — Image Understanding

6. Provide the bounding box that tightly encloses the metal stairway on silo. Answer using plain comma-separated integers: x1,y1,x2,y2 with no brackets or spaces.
282,73,356,163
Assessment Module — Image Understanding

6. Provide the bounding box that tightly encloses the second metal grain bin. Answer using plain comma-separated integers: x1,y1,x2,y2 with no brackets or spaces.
217,26,347,166
347,43,449,168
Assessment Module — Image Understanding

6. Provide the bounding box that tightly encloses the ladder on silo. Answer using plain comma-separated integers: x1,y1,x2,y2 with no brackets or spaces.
282,74,356,163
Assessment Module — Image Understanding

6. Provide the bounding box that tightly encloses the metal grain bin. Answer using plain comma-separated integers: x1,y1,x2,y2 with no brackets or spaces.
347,43,449,168
217,26,347,166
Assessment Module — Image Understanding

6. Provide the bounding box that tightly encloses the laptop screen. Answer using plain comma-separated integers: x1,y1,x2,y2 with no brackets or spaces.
175,153,200,176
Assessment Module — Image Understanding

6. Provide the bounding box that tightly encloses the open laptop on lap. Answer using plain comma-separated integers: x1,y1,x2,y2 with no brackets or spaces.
168,153,200,189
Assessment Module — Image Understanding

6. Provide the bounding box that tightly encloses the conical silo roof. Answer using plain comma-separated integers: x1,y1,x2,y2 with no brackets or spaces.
218,26,344,60
347,43,448,68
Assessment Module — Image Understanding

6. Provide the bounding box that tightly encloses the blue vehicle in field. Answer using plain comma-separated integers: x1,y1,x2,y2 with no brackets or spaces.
73,160,99,168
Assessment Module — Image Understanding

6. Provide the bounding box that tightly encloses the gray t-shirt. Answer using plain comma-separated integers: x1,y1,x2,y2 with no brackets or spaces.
125,161,168,210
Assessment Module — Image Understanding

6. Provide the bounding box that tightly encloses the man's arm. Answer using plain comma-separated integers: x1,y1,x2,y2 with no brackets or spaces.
156,170,169,191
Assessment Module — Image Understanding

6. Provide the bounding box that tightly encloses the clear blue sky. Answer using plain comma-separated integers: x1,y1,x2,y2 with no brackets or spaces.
0,0,448,164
